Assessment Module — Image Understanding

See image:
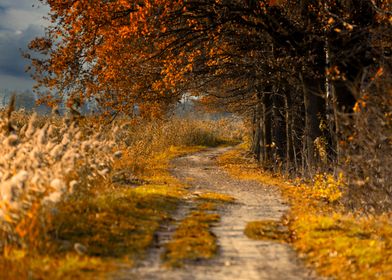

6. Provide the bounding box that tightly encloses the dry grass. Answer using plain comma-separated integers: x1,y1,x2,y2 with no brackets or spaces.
162,191,235,267
0,109,245,279
244,221,290,242
219,147,392,280
113,117,245,176
195,192,235,203
163,209,220,267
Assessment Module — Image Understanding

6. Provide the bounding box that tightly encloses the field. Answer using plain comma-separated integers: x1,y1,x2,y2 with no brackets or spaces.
0,104,391,280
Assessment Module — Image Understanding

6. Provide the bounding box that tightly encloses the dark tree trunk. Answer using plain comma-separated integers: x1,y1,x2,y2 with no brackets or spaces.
284,93,294,174
301,74,325,175
263,93,273,168
272,91,286,172
251,93,262,160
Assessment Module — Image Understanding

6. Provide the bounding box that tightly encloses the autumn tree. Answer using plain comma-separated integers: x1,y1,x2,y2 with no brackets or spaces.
27,0,391,208
27,0,187,117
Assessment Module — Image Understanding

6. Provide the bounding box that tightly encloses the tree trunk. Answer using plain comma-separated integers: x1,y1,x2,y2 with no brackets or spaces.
284,93,294,175
260,96,266,163
272,92,286,172
264,93,273,169
300,73,325,176
251,93,262,160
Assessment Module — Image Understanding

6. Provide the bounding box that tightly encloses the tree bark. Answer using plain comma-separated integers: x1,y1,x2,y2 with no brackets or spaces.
300,73,325,175
251,93,262,160
284,93,294,175
264,93,273,168
272,92,286,172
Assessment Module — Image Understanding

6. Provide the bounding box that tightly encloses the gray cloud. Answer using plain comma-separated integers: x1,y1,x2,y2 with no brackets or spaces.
0,0,49,90
0,74,34,91
0,24,44,77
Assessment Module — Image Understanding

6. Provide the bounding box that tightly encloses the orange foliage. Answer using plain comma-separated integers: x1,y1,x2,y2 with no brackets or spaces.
29,0,189,116
27,0,391,119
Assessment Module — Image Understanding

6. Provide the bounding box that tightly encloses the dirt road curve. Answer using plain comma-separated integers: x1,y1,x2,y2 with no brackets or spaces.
113,147,319,280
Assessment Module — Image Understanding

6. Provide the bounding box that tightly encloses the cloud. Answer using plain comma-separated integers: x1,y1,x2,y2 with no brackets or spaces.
0,24,44,77
0,0,49,30
0,0,49,90
0,74,34,91
0,5,49,32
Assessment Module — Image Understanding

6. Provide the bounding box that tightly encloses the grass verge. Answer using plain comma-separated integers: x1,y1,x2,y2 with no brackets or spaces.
218,147,392,280
163,192,235,267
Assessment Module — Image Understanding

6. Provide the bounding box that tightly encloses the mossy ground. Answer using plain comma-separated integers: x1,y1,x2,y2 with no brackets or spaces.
162,209,220,268
219,147,392,280
244,221,290,242
163,193,235,267
196,192,236,203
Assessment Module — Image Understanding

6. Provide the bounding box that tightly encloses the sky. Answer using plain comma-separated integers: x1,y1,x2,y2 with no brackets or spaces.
0,0,49,91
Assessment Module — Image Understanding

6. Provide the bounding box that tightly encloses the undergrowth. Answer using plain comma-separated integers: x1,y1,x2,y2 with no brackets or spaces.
219,147,392,280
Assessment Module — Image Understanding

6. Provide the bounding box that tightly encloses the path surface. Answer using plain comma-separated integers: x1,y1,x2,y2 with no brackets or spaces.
114,147,319,280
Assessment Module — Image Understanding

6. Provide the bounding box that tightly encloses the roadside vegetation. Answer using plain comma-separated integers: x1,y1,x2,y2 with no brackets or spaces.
0,105,244,279
219,147,392,280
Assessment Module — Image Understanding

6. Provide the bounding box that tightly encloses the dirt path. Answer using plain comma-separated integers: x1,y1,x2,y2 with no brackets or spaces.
114,147,319,280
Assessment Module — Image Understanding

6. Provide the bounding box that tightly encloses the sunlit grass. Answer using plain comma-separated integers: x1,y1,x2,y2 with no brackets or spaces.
244,221,290,242
0,111,245,279
162,191,236,267
219,147,392,280
162,209,220,267
196,192,235,203
0,250,113,280
0,146,193,279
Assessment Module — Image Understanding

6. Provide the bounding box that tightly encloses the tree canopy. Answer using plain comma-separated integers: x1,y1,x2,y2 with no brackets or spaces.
27,0,392,209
